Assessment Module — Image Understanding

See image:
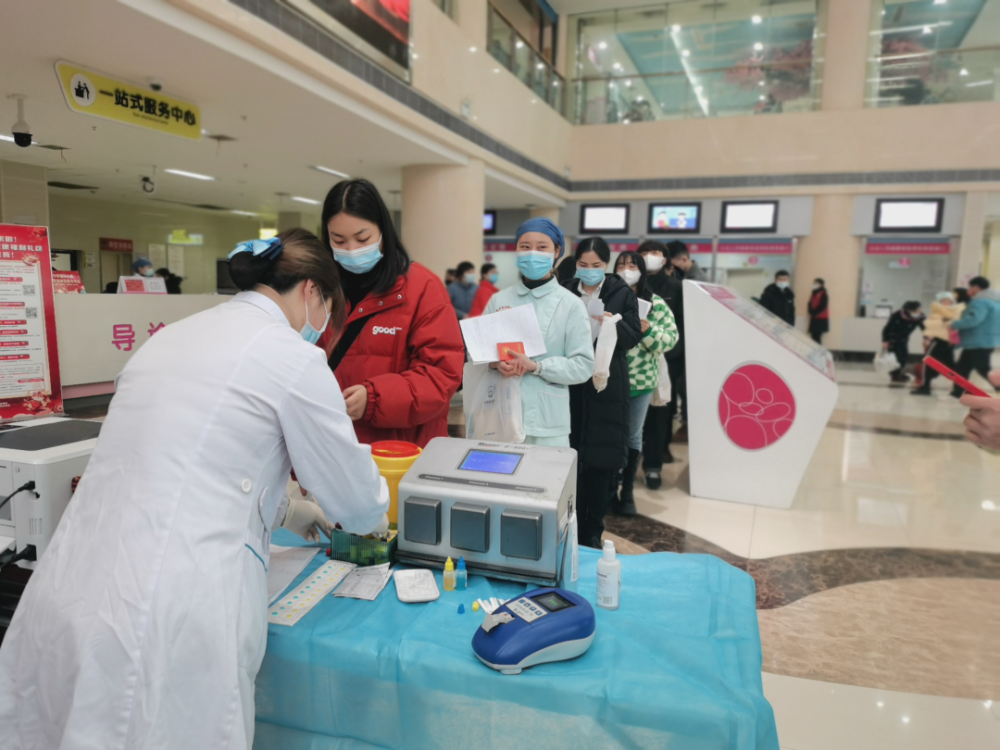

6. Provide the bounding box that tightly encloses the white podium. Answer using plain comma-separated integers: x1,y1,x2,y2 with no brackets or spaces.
684,281,838,509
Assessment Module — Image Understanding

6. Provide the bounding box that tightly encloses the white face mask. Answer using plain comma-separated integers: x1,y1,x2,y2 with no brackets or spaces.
618,269,641,287
644,255,665,272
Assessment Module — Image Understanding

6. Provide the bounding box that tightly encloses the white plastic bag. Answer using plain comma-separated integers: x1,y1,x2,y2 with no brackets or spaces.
592,313,621,392
873,350,900,375
463,362,525,443
650,354,673,407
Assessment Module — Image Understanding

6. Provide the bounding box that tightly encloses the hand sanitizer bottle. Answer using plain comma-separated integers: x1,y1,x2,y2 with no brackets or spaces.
443,557,456,592
596,540,620,611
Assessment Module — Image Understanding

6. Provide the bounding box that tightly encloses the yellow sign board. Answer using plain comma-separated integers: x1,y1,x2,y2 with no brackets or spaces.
168,230,203,246
55,61,201,141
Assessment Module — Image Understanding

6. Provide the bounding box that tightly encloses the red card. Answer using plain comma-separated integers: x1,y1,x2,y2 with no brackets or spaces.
498,342,525,361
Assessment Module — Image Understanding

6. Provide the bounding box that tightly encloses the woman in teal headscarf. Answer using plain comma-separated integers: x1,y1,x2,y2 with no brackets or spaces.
482,218,594,446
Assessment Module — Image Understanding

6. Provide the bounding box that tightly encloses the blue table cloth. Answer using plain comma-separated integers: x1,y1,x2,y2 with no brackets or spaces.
255,529,778,750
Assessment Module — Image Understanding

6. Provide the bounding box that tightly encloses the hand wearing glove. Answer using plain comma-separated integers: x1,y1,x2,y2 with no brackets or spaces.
370,513,390,537
281,497,332,542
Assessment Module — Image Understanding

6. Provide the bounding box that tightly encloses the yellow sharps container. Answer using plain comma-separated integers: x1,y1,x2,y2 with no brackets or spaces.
370,441,422,527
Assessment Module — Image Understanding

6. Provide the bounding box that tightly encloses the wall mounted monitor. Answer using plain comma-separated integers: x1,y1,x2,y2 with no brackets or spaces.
580,204,630,234
483,210,497,235
648,202,702,234
721,200,779,234
873,198,944,233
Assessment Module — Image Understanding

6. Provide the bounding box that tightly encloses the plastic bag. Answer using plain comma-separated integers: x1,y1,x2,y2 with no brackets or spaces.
592,313,621,392
873,350,899,375
463,362,525,443
650,354,673,407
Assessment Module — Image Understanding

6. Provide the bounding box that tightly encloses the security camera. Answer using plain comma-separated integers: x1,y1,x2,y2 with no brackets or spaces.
9,95,31,148
149,79,163,92
141,176,156,194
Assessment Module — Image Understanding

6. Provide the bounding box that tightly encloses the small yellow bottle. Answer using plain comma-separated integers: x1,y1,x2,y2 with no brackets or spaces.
443,557,456,592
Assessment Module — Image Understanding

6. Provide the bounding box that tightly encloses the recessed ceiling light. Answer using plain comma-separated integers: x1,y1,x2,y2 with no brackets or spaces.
752,15,762,24
598,41,607,50
671,24,680,33
902,717,910,724
960,68,969,76
877,702,884,707
759,95,766,101
164,168,216,181
922,25,932,34
695,85,703,93
291,196,320,205
934,0,948,5
312,165,350,179
759,80,766,86
231,210,258,217
494,68,501,73
682,49,691,57
536,63,544,70
469,46,477,53
412,53,419,59
625,79,633,87
754,42,764,51
516,40,524,49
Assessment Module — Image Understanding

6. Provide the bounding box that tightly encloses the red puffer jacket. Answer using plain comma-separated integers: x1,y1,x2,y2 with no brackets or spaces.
321,262,464,447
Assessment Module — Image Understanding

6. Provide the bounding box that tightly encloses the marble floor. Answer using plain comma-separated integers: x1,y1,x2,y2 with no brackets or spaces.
600,363,1000,748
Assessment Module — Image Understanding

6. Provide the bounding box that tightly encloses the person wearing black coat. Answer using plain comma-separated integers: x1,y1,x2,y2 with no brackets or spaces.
760,270,796,326
881,301,925,383
565,237,642,549
807,278,829,344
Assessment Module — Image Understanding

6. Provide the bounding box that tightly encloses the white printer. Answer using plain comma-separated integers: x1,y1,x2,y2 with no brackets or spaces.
0,417,102,561
396,438,577,586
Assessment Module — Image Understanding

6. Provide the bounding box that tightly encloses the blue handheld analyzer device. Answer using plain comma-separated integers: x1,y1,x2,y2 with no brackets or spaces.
471,587,596,675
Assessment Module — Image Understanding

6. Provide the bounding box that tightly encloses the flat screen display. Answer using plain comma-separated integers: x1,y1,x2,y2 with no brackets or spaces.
874,199,943,233
531,591,575,612
581,204,630,234
721,201,779,233
484,210,496,235
459,449,522,475
648,203,701,234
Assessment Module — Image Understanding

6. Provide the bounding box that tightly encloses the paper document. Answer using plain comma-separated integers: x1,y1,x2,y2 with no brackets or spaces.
637,298,652,320
586,298,605,340
334,563,393,601
460,306,547,365
268,560,356,627
267,545,320,605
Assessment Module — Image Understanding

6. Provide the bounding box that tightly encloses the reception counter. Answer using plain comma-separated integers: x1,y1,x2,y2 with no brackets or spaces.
54,294,230,394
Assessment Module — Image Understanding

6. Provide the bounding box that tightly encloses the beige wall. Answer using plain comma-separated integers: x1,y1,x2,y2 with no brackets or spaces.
820,0,872,111
49,193,260,294
0,161,48,227
402,159,485,277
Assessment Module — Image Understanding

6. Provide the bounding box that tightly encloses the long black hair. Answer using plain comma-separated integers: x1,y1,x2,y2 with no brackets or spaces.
574,236,611,264
615,251,650,301
320,179,410,294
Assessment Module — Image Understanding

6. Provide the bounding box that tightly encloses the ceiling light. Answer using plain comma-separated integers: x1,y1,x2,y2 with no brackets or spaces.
622,118,630,124
494,68,501,73
537,63,545,69
671,24,680,33
983,500,997,510
598,41,607,50
759,95,766,101
695,85,703,93
966,79,994,88
531,99,537,104
231,210,258,217
553,80,559,87
985,700,993,708
312,165,350,178
682,49,690,57
902,717,910,724
934,0,947,4
752,15,762,24
754,42,764,51
759,80,766,86
922,26,932,34
960,68,969,76
516,40,525,49
412,53,419,59
291,196,320,205
625,79,632,87
164,168,216,181
636,96,644,101
469,46,477,53
877,702,884,707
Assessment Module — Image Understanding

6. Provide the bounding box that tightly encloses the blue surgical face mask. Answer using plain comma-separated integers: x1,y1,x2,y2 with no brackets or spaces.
300,291,330,345
575,267,605,287
776,281,789,290
488,272,499,285
332,235,382,274
141,268,154,278
464,272,476,285
516,250,554,281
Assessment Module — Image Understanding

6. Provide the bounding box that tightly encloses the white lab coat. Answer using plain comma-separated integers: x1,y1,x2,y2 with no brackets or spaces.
0,292,389,750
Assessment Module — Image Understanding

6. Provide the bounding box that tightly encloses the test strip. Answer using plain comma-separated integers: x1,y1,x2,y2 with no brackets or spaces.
268,560,355,627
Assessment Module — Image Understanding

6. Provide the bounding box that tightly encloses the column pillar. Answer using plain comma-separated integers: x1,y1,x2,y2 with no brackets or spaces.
955,191,987,287
794,194,860,350
529,207,560,223
277,211,306,233
456,0,487,50
401,159,485,278
0,161,48,226
819,0,873,111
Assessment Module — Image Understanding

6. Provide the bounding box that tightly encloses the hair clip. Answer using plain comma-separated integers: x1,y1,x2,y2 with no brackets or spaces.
228,237,284,261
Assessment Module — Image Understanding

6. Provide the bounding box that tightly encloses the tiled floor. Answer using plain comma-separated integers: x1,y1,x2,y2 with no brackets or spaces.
608,363,1000,748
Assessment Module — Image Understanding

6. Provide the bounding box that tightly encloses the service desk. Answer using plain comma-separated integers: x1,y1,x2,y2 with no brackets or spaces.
255,529,778,750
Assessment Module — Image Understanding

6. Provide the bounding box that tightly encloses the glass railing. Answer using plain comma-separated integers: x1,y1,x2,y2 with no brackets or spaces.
572,59,820,125
866,46,1000,108
487,4,567,118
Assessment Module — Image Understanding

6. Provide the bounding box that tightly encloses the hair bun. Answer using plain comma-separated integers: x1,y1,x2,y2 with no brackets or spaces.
227,252,273,291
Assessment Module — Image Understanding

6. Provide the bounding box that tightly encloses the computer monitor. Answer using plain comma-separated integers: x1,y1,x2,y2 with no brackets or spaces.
580,204,630,234
483,210,497,235
721,201,779,234
873,198,943,233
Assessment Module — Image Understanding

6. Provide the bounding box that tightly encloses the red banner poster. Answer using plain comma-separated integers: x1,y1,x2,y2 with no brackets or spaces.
865,240,950,255
719,239,793,254
0,225,63,419
53,270,85,294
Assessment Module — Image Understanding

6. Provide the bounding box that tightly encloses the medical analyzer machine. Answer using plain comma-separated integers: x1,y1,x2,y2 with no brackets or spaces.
0,418,102,561
396,438,576,587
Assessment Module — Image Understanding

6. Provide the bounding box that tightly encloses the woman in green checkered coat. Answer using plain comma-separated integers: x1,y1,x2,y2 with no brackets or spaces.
612,251,679,515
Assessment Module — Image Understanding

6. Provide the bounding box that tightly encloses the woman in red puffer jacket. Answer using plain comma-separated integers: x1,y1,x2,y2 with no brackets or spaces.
319,179,464,447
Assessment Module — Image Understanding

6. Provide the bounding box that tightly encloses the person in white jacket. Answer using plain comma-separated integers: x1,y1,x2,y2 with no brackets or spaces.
0,229,389,750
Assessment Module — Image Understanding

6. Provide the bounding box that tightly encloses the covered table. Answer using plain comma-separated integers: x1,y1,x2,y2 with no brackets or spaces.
255,529,778,750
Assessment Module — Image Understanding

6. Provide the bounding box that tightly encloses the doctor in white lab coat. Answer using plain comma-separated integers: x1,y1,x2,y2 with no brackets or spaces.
0,229,390,750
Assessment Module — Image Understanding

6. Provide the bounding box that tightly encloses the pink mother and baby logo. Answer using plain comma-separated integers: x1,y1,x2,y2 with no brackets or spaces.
718,364,796,451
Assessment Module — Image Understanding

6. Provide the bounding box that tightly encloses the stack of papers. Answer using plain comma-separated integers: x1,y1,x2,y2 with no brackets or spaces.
333,563,393,601
267,545,321,605
460,306,547,365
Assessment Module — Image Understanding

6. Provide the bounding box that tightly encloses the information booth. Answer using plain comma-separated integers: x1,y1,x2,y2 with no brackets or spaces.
684,281,838,509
